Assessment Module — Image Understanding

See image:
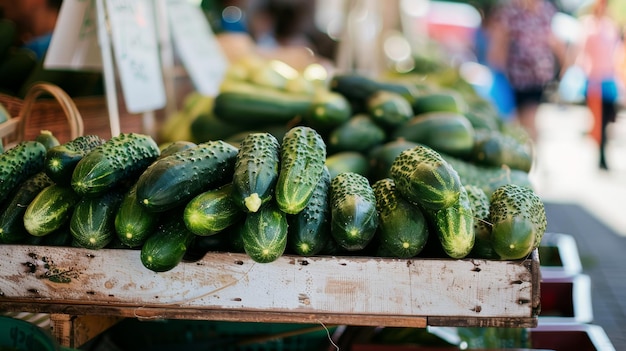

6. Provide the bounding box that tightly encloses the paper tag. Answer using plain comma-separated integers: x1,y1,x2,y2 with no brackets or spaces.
106,0,166,113
45,0,103,70
166,0,228,96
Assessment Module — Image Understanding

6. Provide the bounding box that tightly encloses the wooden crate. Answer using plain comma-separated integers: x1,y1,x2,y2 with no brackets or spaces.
0,245,540,346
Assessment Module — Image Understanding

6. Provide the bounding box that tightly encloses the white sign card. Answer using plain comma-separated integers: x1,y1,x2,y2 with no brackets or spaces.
45,0,102,70
105,0,166,113
166,0,228,96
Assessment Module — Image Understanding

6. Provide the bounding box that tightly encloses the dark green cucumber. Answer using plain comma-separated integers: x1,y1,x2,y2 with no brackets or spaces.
287,166,331,256
241,202,288,263
70,189,124,250
429,185,475,259
44,134,106,185
411,90,466,115
325,151,369,180
275,126,326,214
390,144,462,211
23,184,80,236
136,140,238,212
0,140,47,204
330,172,379,251
366,90,413,130
71,133,160,197
465,184,497,259
213,89,313,127
391,112,475,158
327,114,386,154
140,214,196,272
489,184,546,260
302,89,352,131
470,129,534,172
183,183,244,236
35,130,60,150
232,132,280,212
329,74,417,112
114,183,159,248
0,172,54,243
372,178,428,258
158,140,197,159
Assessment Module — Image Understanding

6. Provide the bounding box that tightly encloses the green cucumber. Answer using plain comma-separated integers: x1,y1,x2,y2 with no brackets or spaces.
488,184,546,260
136,140,239,212
71,133,160,197
140,214,196,272
366,90,413,130
465,184,497,259
287,166,331,256
325,151,369,180
241,202,288,263
470,129,534,172
390,144,462,211
275,126,326,214
411,90,466,115
327,114,386,154
23,184,80,237
232,132,280,212
114,183,159,248
391,112,475,158
158,140,197,159
35,130,60,150
372,178,428,258
70,189,124,250
0,141,47,204
183,183,244,236
330,172,379,251
0,172,54,243
367,139,420,182
44,134,106,185
213,88,313,127
429,185,475,259
302,89,352,131
329,74,418,112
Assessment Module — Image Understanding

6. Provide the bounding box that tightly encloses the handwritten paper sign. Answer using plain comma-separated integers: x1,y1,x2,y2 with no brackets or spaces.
166,0,228,96
105,0,166,113
45,0,102,70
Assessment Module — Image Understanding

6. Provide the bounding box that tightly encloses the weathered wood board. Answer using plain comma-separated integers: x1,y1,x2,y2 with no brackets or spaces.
0,245,539,328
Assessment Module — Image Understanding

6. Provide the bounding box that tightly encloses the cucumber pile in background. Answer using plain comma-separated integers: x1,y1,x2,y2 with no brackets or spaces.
0,55,546,273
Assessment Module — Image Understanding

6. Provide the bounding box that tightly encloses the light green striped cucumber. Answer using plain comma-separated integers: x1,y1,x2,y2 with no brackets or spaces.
489,184,546,260
184,183,244,236
429,185,475,259
114,183,159,248
390,144,462,211
23,184,80,237
241,202,288,263
372,178,429,258
275,126,326,214
44,134,106,185
71,133,160,197
330,172,379,251
70,189,125,250
232,132,280,212
0,141,47,204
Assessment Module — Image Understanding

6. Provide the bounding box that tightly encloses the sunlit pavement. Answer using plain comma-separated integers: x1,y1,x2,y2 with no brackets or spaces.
532,102,626,237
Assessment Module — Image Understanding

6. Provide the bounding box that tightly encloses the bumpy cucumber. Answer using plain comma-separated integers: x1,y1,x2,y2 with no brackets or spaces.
470,129,534,172
367,139,420,182
71,133,160,197
390,144,463,211
366,90,413,130
0,172,54,243
327,114,386,154
287,166,331,256
330,172,379,251
489,184,546,260
241,202,288,263
140,214,196,272
465,184,497,259
35,130,60,150
275,126,326,214
23,184,80,237
232,132,280,212
372,178,429,258
114,183,159,248
302,89,352,131
70,189,124,250
325,151,369,180
136,140,239,212
44,134,106,185
429,185,475,259
183,183,244,236
0,141,47,204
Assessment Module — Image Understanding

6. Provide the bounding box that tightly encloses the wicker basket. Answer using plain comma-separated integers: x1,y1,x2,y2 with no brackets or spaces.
0,83,87,147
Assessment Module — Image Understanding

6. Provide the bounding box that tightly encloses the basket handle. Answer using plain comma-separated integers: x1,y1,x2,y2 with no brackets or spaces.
15,83,84,142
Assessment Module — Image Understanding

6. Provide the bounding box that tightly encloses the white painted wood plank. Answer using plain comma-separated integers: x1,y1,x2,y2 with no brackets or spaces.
0,246,535,319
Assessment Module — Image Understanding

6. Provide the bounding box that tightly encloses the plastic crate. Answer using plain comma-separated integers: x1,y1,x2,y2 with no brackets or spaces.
0,316,73,351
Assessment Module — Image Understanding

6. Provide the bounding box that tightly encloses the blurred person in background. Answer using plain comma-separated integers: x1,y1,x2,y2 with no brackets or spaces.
576,0,623,170
487,0,567,141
